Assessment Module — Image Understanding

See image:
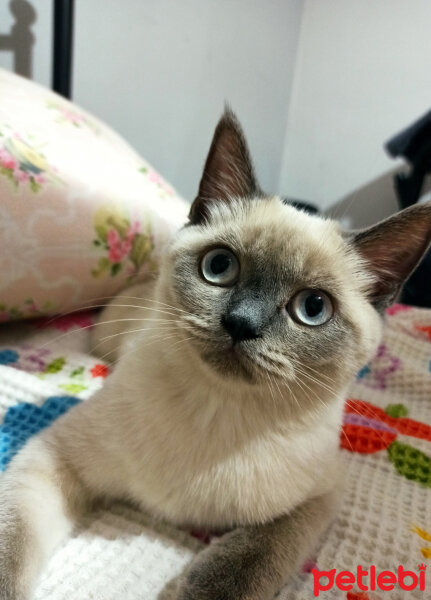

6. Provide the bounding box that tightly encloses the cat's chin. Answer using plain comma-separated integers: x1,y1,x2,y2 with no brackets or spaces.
200,345,258,383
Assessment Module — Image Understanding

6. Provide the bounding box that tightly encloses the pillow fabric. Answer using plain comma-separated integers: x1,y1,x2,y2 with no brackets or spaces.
0,69,189,321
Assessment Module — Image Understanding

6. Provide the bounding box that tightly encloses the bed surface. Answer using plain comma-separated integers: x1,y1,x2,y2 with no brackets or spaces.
1,305,431,599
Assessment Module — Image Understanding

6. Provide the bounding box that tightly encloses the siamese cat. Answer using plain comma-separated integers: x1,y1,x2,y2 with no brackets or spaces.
1,109,431,600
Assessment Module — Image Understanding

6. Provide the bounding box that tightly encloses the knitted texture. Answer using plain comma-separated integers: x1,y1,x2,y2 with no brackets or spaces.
0,395,79,470
1,305,431,599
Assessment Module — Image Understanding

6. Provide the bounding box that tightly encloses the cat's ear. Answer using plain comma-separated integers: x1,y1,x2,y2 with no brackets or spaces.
189,108,260,224
352,202,431,309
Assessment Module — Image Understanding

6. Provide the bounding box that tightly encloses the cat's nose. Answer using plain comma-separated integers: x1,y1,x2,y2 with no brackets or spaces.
221,312,261,343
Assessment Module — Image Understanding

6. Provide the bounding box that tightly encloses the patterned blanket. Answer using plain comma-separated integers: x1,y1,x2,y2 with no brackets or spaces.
0,305,431,599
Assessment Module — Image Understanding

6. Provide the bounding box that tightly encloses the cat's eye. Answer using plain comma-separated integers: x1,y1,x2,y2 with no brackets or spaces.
200,248,239,286
288,289,333,326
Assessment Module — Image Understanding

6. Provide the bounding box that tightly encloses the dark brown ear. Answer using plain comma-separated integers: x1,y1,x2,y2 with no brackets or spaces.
352,202,431,309
189,108,260,224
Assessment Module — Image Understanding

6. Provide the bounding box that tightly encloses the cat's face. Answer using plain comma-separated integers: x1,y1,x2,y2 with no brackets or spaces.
163,197,380,390
157,109,431,396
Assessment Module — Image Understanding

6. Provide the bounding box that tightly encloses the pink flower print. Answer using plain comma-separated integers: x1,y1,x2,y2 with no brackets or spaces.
122,238,132,255
0,149,17,170
13,169,29,183
107,228,120,248
147,169,173,195
34,173,46,185
123,221,140,253
108,245,124,263
107,228,124,263
148,170,162,184
127,221,140,239
92,207,150,279
60,107,84,126
107,224,140,264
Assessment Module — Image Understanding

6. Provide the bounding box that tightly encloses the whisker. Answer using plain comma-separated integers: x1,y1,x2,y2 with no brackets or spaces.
99,294,195,317
265,373,277,410
99,323,192,342
35,316,183,351
291,363,340,396
127,295,194,317
96,330,181,363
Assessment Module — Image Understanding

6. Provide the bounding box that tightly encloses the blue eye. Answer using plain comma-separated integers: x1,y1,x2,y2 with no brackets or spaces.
288,290,333,326
201,248,239,286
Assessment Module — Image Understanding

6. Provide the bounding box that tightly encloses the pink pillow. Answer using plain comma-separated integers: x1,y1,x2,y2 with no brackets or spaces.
0,69,189,321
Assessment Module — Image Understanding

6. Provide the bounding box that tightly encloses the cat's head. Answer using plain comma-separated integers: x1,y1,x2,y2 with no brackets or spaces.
158,109,431,397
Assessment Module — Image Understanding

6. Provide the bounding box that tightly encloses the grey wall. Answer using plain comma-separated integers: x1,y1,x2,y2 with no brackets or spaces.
280,0,431,219
0,0,303,201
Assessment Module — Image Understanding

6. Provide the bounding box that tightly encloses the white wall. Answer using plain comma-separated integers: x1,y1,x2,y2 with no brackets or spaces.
280,0,431,216
0,0,303,201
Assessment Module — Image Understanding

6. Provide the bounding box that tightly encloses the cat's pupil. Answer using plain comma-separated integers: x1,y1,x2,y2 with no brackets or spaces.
210,254,231,275
305,294,324,317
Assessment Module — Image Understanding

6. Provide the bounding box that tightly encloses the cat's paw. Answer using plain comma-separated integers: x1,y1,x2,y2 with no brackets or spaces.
175,574,250,600
157,574,183,600
172,540,268,600
159,557,248,600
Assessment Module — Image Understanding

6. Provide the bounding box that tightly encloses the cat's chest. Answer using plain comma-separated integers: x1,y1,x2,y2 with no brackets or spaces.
125,397,341,528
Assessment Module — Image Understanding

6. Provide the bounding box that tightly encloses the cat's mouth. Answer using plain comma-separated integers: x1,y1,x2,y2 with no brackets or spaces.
182,325,270,383
199,342,258,382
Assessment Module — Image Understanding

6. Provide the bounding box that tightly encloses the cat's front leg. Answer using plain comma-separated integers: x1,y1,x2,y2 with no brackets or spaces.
171,491,337,600
0,436,90,600
0,509,29,600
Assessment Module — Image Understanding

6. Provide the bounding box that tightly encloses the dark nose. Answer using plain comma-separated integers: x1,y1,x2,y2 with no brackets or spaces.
221,312,261,343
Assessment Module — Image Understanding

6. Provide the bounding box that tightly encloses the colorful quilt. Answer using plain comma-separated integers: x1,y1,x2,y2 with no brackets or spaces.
0,305,431,599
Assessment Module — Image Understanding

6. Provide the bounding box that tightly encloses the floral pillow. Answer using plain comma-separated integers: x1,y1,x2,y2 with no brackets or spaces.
0,69,189,321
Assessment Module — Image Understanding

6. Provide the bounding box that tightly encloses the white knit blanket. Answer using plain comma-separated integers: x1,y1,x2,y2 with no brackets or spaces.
1,305,431,600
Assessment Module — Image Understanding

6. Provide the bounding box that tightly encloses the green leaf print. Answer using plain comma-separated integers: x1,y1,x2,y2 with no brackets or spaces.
59,383,87,394
111,262,122,276
70,366,85,378
29,178,41,194
91,256,110,278
43,357,66,374
130,233,153,269
388,441,431,486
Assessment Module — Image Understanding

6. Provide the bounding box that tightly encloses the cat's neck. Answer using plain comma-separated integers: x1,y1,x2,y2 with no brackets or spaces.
121,326,345,431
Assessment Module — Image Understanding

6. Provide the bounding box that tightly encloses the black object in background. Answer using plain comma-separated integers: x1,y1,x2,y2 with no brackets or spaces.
52,0,74,99
385,110,431,308
282,198,320,215
386,109,431,210
400,256,431,308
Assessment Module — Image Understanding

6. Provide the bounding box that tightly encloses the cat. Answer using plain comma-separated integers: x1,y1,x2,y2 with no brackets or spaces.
1,108,431,600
